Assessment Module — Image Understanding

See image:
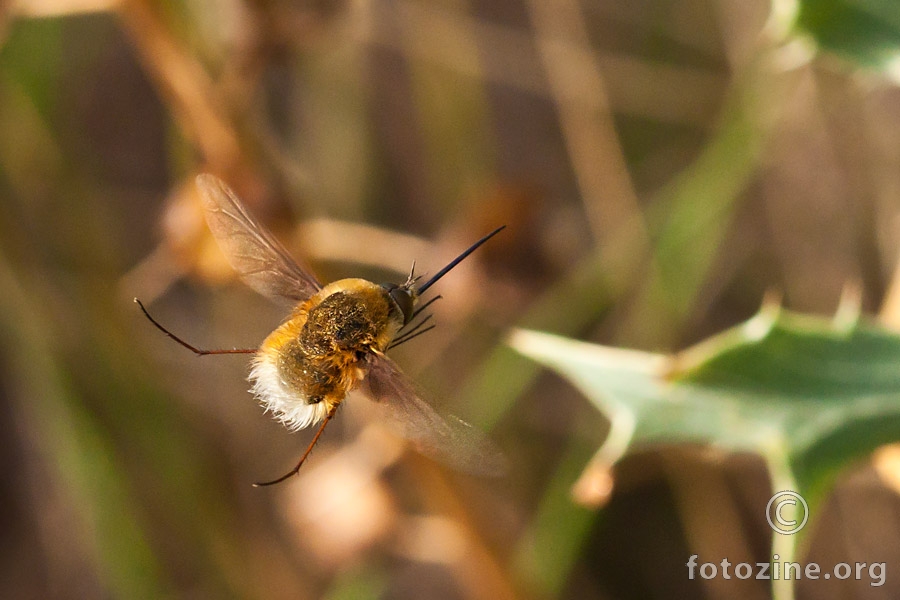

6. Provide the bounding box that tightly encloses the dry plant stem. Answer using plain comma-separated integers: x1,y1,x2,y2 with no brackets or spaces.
880,257,900,329
115,0,242,171
663,452,766,600
118,243,188,306
405,460,519,600
525,0,645,244
296,220,432,273
359,1,718,126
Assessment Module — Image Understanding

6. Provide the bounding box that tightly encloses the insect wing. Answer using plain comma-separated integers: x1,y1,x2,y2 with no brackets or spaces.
196,174,321,302
362,354,505,476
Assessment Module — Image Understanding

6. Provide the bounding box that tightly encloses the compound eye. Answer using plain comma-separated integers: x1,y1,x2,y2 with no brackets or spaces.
388,286,415,324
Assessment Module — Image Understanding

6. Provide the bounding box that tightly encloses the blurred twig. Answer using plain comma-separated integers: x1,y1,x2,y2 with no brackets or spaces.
116,0,242,172
526,0,644,243
359,0,722,127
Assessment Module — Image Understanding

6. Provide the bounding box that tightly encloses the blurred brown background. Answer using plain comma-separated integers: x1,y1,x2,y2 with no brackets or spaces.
3,0,900,598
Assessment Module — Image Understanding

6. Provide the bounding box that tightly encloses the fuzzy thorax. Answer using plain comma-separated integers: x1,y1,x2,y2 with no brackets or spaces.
248,278,405,431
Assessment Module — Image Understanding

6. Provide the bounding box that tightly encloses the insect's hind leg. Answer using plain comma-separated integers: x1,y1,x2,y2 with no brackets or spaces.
135,298,257,355
252,406,338,487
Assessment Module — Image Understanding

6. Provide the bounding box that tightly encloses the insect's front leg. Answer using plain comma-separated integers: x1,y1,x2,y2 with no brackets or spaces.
135,299,258,355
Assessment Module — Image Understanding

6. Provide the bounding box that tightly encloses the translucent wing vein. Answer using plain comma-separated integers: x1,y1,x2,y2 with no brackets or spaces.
362,354,506,476
196,174,321,302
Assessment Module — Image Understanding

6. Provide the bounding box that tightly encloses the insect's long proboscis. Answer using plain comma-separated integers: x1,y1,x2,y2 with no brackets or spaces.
416,226,505,294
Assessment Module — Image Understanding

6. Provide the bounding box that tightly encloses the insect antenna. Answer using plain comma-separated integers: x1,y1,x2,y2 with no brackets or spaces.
253,407,337,486
404,260,420,287
415,226,505,294
135,298,257,355
389,314,435,350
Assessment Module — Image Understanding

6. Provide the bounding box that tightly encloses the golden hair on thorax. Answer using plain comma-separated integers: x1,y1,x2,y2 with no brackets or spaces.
137,174,505,486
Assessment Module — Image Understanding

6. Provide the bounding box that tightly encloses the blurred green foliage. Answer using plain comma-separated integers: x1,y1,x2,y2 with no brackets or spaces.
796,0,900,67
513,309,900,597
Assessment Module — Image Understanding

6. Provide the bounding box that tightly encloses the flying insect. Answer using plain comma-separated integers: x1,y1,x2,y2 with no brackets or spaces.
137,174,505,486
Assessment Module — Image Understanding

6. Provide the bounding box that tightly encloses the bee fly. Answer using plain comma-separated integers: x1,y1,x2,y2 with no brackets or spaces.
137,174,505,486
